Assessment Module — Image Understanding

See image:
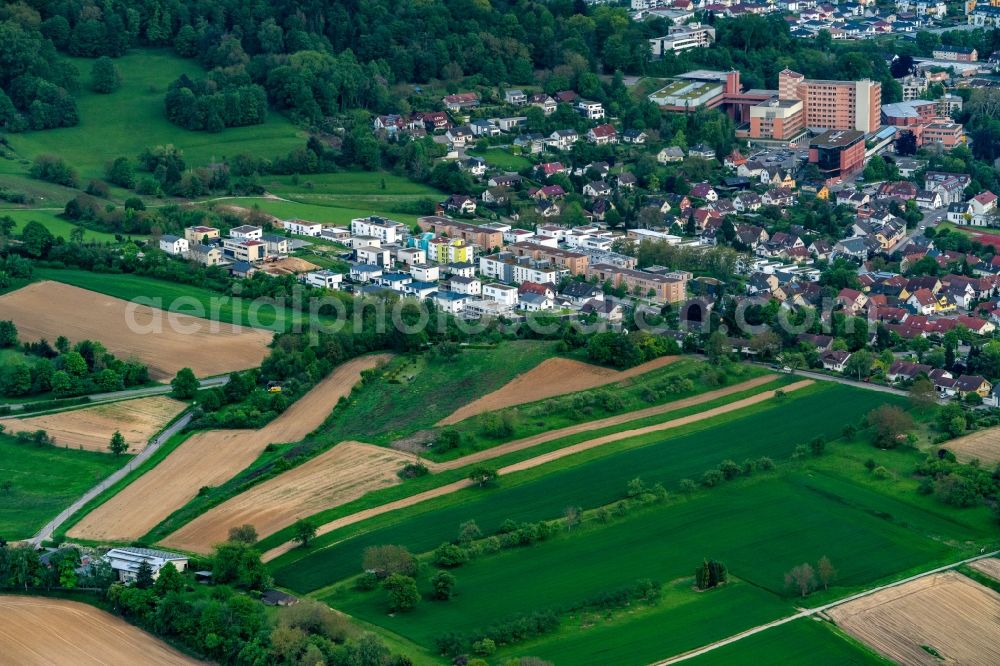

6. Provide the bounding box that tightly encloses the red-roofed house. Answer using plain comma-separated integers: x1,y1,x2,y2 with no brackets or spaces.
587,124,618,145
837,288,869,314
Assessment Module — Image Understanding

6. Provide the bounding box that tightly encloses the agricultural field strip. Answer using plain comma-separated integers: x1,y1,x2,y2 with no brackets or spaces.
1,396,186,453
432,374,781,471
827,572,1000,665
260,379,809,562
67,354,390,542
161,375,778,552
159,442,414,554
650,550,1000,665
437,355,680,425
0,596,198,665
968,557,1000,581
0,281,272,379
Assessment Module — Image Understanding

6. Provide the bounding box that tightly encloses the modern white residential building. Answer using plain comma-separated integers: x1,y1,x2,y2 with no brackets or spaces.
304,270,344,289
284,219,323,236
229,225,263,240
483,283,520,307
351,216,406,244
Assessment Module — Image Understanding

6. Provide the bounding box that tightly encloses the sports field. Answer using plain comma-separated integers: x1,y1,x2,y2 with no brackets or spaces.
0,433,123,540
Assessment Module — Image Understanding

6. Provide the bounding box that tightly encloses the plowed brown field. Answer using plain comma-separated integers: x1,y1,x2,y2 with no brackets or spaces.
161,441,412,553
67,354,390,542
0,281,272,379
0,596,198,665
437,355,679,425
1,396,186,453
827,572,1000,665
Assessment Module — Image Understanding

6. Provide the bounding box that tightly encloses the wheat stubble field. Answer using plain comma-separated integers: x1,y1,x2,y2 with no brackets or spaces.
0,596,198,665
0,281,272,379
827,571,1000,665
67,354,391,541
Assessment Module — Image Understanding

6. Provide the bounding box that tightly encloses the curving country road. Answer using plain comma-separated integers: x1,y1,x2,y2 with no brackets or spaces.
5,376,229,413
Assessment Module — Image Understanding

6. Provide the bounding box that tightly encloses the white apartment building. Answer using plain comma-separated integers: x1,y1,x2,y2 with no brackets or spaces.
304,270,344,289
229,225,262,240
351,216,405,244
284,219,323,236
483,283,519,307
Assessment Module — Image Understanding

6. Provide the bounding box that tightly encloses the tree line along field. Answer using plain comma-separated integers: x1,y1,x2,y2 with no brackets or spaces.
268,383,999,664
0,432,124,540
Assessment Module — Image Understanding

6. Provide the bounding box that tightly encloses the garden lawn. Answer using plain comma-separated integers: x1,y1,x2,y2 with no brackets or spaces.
468,148,532,171
0,433,124,540
325,472,957,651
272,384,904,592
685,618,890,666
0,50,304,183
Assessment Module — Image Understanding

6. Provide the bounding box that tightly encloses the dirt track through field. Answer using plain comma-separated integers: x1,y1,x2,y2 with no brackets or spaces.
827,571,1000,665
262,379,810,561
0,596,198,665
161,442,413,554
67,354,391,542
1,396,186,453
0,281,272,379
942,426,1000,465
437,356,680,425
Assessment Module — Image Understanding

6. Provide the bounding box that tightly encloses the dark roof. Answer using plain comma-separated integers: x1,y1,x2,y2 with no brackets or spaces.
561,282,601,298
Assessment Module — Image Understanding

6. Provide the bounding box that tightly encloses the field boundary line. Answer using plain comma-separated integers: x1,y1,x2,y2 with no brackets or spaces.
648,549,1000,665
261,380,811,562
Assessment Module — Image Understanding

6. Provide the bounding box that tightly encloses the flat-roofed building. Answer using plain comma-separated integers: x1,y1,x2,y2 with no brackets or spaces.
808,129,867,180
507,242,589,276
417,216,503,250
748,98,805,140
779,69,881,133
587,264,689,303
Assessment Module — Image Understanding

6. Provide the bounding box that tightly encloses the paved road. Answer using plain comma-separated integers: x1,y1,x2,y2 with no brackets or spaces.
783,368,909,396
29,411,194,546
651,549,1000,665
5,376,228,412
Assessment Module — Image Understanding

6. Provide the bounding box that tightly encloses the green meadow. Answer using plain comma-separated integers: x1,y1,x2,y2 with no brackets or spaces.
467,147,532,171
685,618,890,666
1,209,119,243
0,433,124,540
271,384,907,592
0,50,304,184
